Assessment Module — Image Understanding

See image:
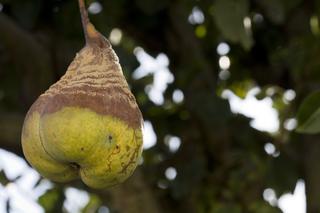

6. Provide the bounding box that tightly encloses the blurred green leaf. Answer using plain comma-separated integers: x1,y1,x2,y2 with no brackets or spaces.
212,0,253,49
257,0,302,24
256,0,285,24
266,153,299,195
228,80,255,99
209,202,242,213
81,194,102,213
0,170,10,186
38,188,64,213
296,91,320,134
249,202,282,213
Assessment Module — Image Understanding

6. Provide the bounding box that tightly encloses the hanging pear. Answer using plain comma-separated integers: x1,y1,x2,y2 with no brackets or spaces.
21,0,143,189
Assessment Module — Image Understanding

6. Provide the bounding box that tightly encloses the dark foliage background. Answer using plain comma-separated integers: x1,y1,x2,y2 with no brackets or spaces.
0,0,319,212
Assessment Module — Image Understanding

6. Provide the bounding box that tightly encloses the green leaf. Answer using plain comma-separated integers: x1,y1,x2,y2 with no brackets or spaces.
249,202,282,213
0,170,10,186
38,188,65,213
81,194,101,213
228,80,255,99
266,152,299,195
212,0,253,49
256,0,302,24
296,91,320,134
256,0,285,24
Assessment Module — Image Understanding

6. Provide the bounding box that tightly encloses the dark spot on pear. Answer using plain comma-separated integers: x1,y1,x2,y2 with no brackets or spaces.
70,162,80,169
108,135,113,143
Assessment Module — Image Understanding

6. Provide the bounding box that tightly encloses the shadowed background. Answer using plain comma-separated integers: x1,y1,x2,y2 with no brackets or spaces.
0,0,319,212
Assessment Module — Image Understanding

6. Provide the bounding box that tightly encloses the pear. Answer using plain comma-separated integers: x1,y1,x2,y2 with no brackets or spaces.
21,0,143,189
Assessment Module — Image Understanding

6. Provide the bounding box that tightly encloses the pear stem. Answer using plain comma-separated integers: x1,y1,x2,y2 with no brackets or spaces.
78,0,91,44
78,0,108,47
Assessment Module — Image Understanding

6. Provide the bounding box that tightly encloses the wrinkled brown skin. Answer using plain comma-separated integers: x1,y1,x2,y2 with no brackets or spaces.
30,40,142,128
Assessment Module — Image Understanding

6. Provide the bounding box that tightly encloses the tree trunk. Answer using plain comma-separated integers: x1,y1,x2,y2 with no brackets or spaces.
304,137,320,213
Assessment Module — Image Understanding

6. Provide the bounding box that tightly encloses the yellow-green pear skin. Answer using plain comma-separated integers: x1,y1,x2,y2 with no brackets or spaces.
21,0,143,189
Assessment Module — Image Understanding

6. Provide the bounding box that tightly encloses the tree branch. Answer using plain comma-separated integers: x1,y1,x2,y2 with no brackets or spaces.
304,136,320,213
0,112,24,156
0,13,53,107
109,171,162,213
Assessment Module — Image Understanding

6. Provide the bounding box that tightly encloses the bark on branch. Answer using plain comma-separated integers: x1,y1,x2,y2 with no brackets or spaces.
0,13,53,106
0,112,24,156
